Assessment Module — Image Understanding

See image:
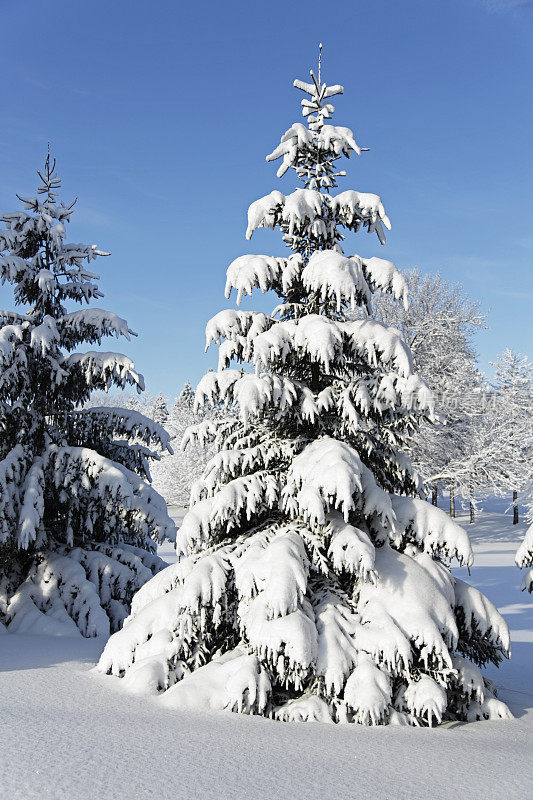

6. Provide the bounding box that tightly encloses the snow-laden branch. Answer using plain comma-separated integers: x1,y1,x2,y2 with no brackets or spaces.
61,351,145,392
47,444,176,545
59,308,136,348
266,122,361,178
246,188,391,246
68,406,172,452
283,437,394,527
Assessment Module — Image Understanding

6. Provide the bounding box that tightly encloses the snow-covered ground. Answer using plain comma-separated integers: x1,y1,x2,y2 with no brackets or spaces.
1,510,531,800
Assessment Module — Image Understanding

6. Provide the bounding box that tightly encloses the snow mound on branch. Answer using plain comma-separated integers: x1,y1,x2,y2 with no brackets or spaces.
283,189,324,238
246,189,390,244
240,594,317,682
389,495,473,566
326,514,376,582
175,498,216,556
282,437,394,526
62,351,144,392
71,406,173,454
266,123,360,178
343,652,391,725
402,674,447,726
273,694,333,723
319,125,361,157
48,444,175,544
302,251,370,312
266,123,314,176
330,190,391,245
225,255,282,302
205,309,271,350
17,455,45,548
30,315,59,355
0,323,24,365
160,648,271,713
59,308,134,345
451,653,485,703
97,586,183,680
7,553,110,637
341,319,413,377
361,256,408,308
313,586,359,694
454,578,510,654
6,541,168,638
233,529,308,617
359,544,459,671
224,253,303,303
246,190,285,239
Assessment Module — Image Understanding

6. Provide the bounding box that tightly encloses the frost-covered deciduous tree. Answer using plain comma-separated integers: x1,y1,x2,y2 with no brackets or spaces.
98,60,511,725
491,350,532,525
0,154,175,637
150,383,215,507
357,269,486,512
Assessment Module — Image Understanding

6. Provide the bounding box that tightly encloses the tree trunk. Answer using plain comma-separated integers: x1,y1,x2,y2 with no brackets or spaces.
431,484,438,507
470,500,475,524
513,490,519,525
449,484,455,518
310,361,320,393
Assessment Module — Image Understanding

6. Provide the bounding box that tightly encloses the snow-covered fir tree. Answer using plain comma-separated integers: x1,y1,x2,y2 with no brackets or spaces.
176,380,194,409
98,58,511,725
0,154,176,637
151,392,169,427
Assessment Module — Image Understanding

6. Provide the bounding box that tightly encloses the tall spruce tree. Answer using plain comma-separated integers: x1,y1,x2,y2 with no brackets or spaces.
98,58,511,725
0,153,175,637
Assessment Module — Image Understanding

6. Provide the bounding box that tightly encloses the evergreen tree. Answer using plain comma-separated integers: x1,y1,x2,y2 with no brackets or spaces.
0,153,175,637
176,380,194,410
99,59,511,725
152,392,169,426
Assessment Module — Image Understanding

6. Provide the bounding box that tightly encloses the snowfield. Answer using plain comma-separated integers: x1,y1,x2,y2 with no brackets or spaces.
1,509,532,800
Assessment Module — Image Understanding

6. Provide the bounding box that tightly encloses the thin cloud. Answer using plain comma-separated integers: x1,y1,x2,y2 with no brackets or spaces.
479,0,533,12
516,236,533,251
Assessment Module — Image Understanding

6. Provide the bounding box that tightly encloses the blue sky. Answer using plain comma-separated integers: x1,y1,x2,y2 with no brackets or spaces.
0,0,531,396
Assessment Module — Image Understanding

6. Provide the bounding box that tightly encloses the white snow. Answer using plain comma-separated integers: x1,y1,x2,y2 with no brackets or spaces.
283,437,394,526
301,250,370,311
1,510,532,799
245,188,391,245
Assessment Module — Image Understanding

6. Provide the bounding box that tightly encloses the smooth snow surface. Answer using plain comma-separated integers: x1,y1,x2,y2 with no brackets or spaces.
1,510,532,800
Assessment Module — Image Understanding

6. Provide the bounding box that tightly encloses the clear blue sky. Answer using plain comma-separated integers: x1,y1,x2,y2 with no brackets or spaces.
0,0,531,397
